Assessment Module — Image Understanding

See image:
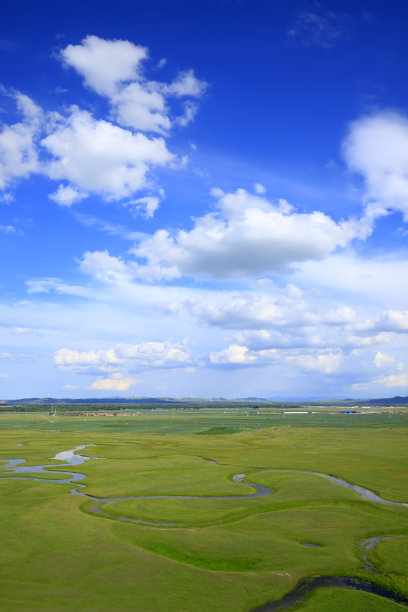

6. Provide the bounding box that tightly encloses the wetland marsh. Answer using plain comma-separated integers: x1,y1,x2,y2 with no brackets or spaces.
0,408,407,611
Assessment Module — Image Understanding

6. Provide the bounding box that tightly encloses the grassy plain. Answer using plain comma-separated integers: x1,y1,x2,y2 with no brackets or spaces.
294,587,407,611
0,409,407,611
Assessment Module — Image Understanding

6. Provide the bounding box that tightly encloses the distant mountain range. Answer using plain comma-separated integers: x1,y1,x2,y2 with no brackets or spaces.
1,395,408,406
0,397,178,405
354,396,408,406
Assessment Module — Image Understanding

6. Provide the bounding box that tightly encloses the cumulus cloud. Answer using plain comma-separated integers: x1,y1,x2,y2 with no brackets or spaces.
49,184,86,207
61,35,207,135
0,92,41,189
377,310,408,332
76,247,404,362
374,351,395,368
174,291,357,330
1,36,207,208
42,108,173,200
254,183,266,194
374,372,408,388
61,35,148,97
129,188,368,281
210,344,258,365
79,250,130,283
351,310,408,337
0,91,174,206
111,82,171,133
115,341,191,367
166,70,207,98
88,372,142,391
79,248,179,284
344,112,408,220
54,347,121,372
111,69,207,133
234,327,393,353
209,343,342,375
54,340,192,373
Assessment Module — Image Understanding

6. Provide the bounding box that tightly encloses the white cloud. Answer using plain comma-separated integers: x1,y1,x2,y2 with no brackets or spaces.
175,101,199,127
54,341,192,373
287,351,342,374
344,112,408,220
377,310,408,332
166,70,207,98
177,292,357,330
375,372,408,388
79,250,130,283
42,108,173,200
61,36,207,135
61,35,148,97
1,37,206,210
254,183,266,194
115,341,191,367
374,351,395,368
346,332,394,348
0,372,9,378
210,344,258,365
1,89,173,206
111,82,170,134
88,372,142,391
63,384,78,390
126,195,161,218
287,11,350,48
79,248,180,284
209,344,342,375
130,188,368,281
54,347,122,372
0,224,16,233
49,184,86,207
0,92,41,189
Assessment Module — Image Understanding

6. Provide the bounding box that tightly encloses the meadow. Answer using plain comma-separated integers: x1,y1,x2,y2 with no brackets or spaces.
0,408,407,611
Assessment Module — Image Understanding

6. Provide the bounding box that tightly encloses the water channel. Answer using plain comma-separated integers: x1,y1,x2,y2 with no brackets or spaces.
1,445,407,609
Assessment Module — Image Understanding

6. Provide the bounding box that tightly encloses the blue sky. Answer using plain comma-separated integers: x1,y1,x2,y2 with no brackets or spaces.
1,0,408,399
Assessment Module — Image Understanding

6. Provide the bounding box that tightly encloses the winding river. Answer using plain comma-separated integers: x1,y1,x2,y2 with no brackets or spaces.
252,576,408,610
1,445,407,609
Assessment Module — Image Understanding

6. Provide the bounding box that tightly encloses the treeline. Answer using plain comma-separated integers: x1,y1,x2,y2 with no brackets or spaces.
0,401,302,413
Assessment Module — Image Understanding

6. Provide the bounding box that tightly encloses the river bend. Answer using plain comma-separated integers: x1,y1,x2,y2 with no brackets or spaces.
1,445,407,610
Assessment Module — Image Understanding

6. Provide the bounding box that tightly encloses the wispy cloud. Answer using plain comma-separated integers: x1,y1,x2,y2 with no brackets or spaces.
287,10,351,48
73,212,146,241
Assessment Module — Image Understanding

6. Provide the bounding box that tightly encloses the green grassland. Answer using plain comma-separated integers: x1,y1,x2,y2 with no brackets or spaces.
293,587,408,611
0,410,407,611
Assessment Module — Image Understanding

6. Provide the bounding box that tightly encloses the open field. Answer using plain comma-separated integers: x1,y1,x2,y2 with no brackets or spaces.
0,409,407,611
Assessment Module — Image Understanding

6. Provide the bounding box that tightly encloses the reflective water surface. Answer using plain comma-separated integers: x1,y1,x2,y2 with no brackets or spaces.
1,446,408,610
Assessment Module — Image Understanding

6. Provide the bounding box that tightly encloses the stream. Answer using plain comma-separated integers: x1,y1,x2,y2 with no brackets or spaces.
252,576,408,610
1,445,407,609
